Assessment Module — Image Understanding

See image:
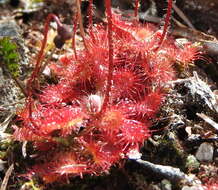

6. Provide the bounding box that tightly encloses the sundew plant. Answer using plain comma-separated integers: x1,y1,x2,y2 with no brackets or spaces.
13,0,200,183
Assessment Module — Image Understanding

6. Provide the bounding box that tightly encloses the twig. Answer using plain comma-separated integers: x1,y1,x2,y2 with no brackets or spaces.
135,159,194,184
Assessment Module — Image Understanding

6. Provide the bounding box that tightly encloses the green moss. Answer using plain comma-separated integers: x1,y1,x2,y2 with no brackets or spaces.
0,37,20,77
185,155,200,172
152,132,187,170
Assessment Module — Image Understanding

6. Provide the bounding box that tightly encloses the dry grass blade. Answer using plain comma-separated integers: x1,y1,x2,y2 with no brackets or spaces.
0,113,14,141
172,2,195,29
197,113,218,131
0,164,14,190
0,113,14,133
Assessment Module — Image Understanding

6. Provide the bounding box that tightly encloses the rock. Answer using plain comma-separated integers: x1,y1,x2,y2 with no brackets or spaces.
214,148,218,163
0,19,28,67
195,142,214,162
0,19,26,121
0,0,7,4
0,67,21,121
0,19,22,37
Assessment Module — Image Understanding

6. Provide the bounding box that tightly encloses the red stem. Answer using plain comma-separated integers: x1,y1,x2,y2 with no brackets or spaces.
27,13,62,94
134,0,139,18
76,0,89,52
26,14,62,133
101,0,113,112
72,14,78,60
157,0,172,49
88,0,93,30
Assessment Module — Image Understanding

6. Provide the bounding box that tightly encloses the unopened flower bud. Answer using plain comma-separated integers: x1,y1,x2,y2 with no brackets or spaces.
86,94,103,114
57,24,72,41
54,35,65,49
54,24,72,49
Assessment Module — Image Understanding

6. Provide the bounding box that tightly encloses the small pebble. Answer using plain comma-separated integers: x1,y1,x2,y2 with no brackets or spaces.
182,185,204,190
0,159,6,171
195,142,214,162
148,184,161,190
42,66,51,76
161,179,172,190
214,148,218,163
